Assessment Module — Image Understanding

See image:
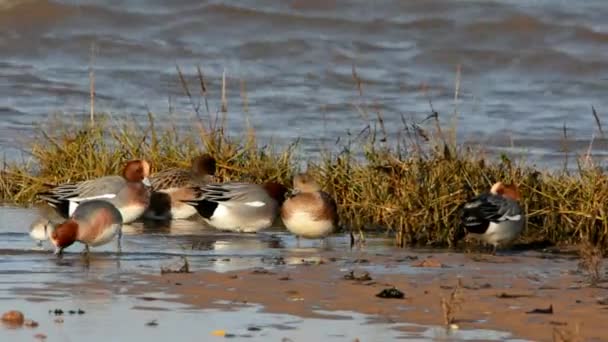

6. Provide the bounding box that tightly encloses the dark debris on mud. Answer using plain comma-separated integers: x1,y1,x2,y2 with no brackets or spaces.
376,287,405,299
526,305,553,314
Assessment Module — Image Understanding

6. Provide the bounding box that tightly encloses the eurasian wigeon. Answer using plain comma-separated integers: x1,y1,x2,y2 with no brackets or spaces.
145,154,217,220
37,159,151,224
460,181,524,254
183,181,288,233
281,173,339,239
49,200,123,256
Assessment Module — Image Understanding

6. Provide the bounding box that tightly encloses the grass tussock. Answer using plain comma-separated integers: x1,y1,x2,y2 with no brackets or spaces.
1,66,608,253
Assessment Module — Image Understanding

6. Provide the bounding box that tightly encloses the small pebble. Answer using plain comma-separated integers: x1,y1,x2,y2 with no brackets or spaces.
34,333,47,340
1,310,25,326
54,318,64,324
24,319,39,328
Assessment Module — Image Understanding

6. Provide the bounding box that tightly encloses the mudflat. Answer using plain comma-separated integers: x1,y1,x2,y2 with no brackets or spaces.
41,248,608,342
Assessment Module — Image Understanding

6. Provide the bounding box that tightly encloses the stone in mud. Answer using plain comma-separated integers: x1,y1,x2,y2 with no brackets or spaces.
24,319,39,328
376,287,405,299
34,333,47,340
343,271,372,281
1,310,25,326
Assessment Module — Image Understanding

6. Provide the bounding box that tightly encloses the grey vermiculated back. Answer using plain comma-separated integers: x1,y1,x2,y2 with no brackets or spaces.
44,176,126,200
198,183,271,204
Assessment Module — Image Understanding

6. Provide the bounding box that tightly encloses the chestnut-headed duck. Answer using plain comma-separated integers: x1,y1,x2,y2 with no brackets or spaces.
49,200,123,256
183,181,287,233
460,181,524,254
37,159,151,224
146,154,217,220
281,173,339,239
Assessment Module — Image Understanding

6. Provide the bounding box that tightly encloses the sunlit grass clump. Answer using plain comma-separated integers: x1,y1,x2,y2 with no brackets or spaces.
1,67,607,253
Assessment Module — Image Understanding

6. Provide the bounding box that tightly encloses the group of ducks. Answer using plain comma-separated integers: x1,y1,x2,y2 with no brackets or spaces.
30,154,338,255
29,153,525,256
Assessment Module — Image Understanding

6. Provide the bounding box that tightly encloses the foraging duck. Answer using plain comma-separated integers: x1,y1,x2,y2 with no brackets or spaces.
281,173,339,239
145,154,217,220
183,181,287,233
460,181,524,253
49,200,123,256
37,159,151,224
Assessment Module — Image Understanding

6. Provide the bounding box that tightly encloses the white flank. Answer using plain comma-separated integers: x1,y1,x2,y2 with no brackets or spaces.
207,204,271,232
244,201,266,207
119,205,146,224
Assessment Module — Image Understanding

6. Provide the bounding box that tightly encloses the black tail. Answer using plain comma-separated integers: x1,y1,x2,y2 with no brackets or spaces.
190,199,218,219
459,199,490,235
37,192,70,219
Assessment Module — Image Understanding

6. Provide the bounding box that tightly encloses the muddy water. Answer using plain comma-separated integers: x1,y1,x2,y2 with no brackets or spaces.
0,206,545,341
1,1,608,167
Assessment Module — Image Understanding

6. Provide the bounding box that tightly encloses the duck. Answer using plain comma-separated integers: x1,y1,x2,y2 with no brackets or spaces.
37,159,151,224
145,154,217,220
460,181,524,254
49,200,123,256
281,173,339,239
183,181,287,233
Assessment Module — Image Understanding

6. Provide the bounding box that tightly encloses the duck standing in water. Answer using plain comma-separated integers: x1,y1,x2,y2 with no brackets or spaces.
183,181,288,233
281,173,339,241
37,159,151,224
460,182,524,254
49,200,123,256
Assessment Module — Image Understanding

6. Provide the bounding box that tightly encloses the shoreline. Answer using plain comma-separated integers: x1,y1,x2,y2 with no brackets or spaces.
41,248,608,341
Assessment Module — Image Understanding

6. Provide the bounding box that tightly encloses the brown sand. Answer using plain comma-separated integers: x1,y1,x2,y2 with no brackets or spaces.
127,251,608,341
54,250,608,341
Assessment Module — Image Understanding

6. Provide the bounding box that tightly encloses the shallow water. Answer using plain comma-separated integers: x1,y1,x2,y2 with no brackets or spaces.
1,0,608,167
0,206,543,340
1,295,526,342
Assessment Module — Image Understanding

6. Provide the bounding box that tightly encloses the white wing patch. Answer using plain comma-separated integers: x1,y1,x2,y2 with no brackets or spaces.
503,214,521,221
70,193,117,202
68,193,117,216
244,201,266,208
498,214,521,221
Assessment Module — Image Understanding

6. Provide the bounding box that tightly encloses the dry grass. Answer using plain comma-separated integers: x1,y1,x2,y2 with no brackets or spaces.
1,66,608,252
578,240,605,286
440,278,464,326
